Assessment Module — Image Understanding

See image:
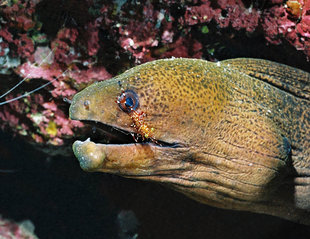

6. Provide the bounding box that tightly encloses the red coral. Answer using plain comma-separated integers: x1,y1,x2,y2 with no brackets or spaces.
0,216,38,239
0,106,19,129
69,66,112,84
86,20,101,56
183,1,220,26
0,42,9,57
183,0,260,32
16,62,63,80
16,15,36,31
43,101,57,111
180,0,310,57
51,29,79,65
0,28,13,42
16,34,35,60
119,18,159,62
262,0,310,55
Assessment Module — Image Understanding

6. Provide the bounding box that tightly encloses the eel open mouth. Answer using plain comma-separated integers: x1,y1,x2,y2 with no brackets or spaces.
80,120,179,147
72,120,181,173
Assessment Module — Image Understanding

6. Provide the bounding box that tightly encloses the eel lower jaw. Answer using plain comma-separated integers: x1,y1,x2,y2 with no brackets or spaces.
73,121,183,173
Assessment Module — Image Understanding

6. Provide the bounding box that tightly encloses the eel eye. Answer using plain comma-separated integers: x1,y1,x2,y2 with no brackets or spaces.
118,90,139,113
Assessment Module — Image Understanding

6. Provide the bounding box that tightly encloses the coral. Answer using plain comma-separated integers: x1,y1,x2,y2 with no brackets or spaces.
0,0,309,151
0,1,111,148
262,0,310,56
0,216,39,239
111,0,310,60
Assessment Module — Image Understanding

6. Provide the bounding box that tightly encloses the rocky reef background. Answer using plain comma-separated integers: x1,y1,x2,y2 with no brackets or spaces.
1,0,310,238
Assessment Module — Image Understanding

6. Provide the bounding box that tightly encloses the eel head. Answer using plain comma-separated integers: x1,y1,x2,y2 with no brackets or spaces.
69,58,309,224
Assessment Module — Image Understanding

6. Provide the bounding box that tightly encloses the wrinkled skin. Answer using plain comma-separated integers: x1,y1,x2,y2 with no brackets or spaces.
69,58,310,224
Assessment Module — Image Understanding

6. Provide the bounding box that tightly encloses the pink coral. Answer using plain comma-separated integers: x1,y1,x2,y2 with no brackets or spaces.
16,15,36,31
86,20,101,56
262,0,310,55
69,66,112,84
117,4,160,62
0,28,13,42
183,0,261,32
183,1,221,26
0,216,38,239
0,106,20,130
16,34,35,60
51,28,79,65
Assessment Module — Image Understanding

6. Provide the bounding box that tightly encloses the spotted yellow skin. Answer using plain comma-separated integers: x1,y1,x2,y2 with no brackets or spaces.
69,58,310,224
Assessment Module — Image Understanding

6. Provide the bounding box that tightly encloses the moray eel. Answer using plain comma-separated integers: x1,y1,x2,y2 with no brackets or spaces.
69,58,310,224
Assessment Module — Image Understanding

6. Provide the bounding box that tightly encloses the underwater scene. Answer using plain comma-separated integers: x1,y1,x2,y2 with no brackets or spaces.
1,0,310,238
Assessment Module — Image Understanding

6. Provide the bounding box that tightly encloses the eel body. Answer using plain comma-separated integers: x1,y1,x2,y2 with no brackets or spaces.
69,58,310,224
